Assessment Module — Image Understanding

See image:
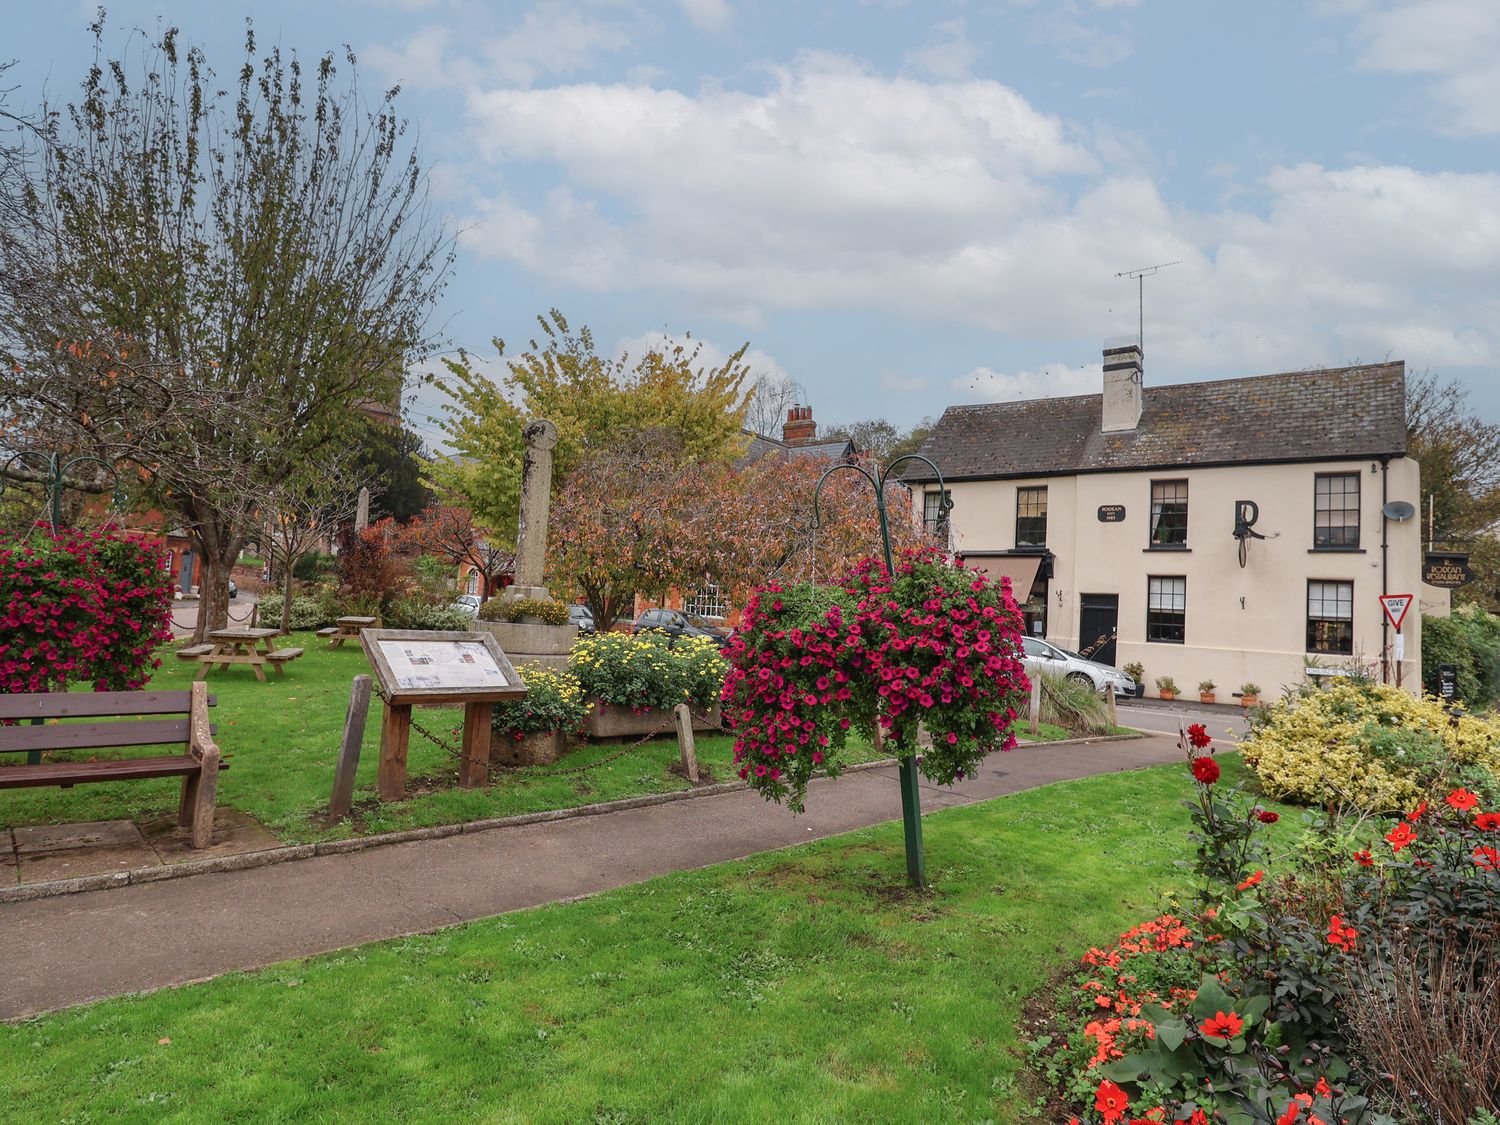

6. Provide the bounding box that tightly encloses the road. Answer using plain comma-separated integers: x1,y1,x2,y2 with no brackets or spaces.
167,593,259,638
1116,703,1248,744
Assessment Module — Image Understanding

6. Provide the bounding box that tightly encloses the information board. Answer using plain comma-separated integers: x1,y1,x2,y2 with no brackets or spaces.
360,629,526,706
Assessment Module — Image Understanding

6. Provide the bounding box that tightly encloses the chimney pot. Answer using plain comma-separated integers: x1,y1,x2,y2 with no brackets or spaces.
782,403,819,445
1101,338,1143,433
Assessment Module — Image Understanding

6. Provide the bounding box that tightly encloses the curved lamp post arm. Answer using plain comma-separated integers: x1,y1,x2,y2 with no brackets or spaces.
810,461,881,529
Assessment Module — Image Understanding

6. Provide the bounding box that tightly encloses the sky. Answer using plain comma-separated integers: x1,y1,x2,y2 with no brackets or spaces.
7,0,1500,448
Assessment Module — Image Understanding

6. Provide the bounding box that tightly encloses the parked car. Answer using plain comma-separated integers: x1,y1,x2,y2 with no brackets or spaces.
633,607,731,644
568,604,596,635
1021,636,1135,698
450,593,482,618
228,579,238,600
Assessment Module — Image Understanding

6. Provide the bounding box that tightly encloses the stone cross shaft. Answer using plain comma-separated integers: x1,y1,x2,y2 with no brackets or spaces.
510,418,559,599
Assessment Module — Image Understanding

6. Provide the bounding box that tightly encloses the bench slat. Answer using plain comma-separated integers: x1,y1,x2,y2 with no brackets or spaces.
0,690,213,721
265,648,304,661
176,645,215,659
0,755,231,789
0,718,198,755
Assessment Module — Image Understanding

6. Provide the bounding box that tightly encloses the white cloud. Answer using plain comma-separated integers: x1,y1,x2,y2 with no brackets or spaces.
956,363,1100,401
614,330,790,387
903,18,980,80
676,0,734,34
1343,0,1500,135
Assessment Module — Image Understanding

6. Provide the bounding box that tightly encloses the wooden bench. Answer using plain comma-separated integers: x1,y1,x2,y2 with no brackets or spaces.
265,647,304,663
315,627,339,638
176,644,215,660
0,683,227,848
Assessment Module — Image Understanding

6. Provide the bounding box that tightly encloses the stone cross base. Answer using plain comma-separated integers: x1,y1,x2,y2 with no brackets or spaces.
499,585,551,603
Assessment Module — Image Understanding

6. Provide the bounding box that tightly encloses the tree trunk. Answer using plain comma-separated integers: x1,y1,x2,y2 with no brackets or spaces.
188,521,248,643
281,557,296,633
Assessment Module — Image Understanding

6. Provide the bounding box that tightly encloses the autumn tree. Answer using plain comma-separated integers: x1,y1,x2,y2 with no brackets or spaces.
402,502,512,603
0,22,451,640
430,311,754,537
255,457,367,632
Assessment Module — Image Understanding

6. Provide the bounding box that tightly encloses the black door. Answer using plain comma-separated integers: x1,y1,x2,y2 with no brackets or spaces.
1078,595,1119,668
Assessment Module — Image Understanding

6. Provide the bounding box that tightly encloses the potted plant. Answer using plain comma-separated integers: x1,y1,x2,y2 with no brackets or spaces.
1123,662,1145,699
1198,679,1216,705
490,665,590,766
1239,682,1261,708
1155,675,1179,702
571,630,726,738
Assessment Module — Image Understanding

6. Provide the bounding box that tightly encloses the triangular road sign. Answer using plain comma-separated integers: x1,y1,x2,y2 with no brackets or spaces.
1379,593,1414,631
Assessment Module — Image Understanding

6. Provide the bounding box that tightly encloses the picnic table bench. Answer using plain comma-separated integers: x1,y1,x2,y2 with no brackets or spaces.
0,683,226,848
194,627,302,682
323,616,378,649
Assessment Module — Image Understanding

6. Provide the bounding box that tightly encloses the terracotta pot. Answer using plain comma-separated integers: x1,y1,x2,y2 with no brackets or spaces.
1199,693,1216,705
1240,694,1259,708
584,699,722,740
491,728,565,767
1158,689,1176,701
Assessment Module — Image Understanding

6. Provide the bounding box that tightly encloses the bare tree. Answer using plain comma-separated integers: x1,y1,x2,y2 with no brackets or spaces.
256,457,369,632
0,21,452,640
745,373,808,438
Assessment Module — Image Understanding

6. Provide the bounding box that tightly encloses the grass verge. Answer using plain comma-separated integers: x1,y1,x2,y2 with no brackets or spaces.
0,761,1212,1123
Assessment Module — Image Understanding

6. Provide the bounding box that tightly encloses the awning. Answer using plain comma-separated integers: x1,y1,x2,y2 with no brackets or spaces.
960,553,1043,598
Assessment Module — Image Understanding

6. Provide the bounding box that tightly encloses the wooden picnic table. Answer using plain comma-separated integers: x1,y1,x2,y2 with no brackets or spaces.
319,615,378,649
193,627,303,682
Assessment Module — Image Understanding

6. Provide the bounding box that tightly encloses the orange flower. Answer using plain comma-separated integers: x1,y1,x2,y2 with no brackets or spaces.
1198,1010,1245,1040
1326,914,1358,950
1474,845,1500,870
1447,788,1480,811
1406,800,1428,822
1236,870,1264,891
1477,812,1500,831
1386,821,1416,853
1353,849,1374,866
1095,1079,1131,1121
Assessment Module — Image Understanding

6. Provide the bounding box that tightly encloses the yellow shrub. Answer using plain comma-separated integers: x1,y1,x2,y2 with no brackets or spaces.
1241,682,1500,810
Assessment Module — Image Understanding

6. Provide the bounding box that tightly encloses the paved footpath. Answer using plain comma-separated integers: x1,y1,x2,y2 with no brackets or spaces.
0,734,1181,1020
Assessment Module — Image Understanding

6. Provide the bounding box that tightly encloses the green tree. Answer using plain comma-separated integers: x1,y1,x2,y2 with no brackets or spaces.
355,424,433,523
430,310,753,540
0,22,451,639
823,416,935,465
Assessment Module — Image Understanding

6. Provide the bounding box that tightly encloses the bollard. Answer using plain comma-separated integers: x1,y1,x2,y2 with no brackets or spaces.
329,674,372,819
1029,677,1042,734
673,703,700,783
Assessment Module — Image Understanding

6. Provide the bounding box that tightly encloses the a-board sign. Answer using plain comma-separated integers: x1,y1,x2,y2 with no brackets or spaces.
1438,663,1458,702
360,629,528,706
1423,552,1474,589
1097,504,1126,523
1379,594,1414,632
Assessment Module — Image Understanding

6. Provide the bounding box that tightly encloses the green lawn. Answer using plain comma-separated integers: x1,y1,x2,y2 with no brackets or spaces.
0,762,1225,1123
2,637,1110,844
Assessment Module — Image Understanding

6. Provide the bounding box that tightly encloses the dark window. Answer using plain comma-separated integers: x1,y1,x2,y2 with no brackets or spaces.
1307,580,1354,655
1146,576,1186,644
1314,473,1361,548
923,490,950,535
1149,480,1189,547
1016,486,1048,547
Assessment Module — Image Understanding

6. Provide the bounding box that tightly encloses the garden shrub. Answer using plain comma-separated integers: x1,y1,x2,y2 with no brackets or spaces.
292,551,336,583
477,597,569,625
0,525,173,692
1420,604,1500,708
722,547,1029,810
1240,681,1500,810
1037,669,1113,735
570,630,726,713
490,665,590,738
384,597,472,631
254,593,326,631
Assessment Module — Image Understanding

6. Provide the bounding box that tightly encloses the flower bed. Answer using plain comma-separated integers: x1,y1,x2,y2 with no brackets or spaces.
0,525,173,692
1038,718,1500,1123
570,630,726,714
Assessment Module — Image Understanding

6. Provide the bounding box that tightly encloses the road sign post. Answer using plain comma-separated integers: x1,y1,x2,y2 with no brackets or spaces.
1379,594,1414,688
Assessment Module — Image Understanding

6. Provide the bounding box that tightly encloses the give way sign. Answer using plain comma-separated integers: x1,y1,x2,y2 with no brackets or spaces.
1380,594,1414,631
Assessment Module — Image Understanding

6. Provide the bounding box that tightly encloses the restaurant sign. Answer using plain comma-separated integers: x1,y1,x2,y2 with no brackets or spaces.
1097,504,1126,523
1422,552,1474,589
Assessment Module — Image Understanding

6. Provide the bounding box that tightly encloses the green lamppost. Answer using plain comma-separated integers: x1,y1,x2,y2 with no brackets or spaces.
812,454,953,888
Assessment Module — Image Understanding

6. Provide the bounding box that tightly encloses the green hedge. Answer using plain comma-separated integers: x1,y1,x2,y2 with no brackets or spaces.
1421,605,1500,708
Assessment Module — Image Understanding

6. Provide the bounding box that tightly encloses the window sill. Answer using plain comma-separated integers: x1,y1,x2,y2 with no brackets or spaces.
1143,547,1191,553
1145,639,1186,645
1308,547,1366,554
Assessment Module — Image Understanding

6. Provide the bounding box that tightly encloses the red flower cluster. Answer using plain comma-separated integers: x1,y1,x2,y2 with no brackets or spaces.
1185,722,1212,749
0,525,173,693
1325,914,1357,951
1190,756,1220,785
722,547,1029,808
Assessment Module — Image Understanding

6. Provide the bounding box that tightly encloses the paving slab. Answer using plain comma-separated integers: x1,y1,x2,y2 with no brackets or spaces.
141,808,282,864
12,820,158,884
1,829,16,886
0,734,1182,1019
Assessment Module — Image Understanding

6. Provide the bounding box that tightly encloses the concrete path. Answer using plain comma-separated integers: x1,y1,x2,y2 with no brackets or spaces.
0,734,1182,1020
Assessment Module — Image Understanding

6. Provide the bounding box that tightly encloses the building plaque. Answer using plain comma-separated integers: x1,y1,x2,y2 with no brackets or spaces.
1422,552,1473,589
1097,504,1126,523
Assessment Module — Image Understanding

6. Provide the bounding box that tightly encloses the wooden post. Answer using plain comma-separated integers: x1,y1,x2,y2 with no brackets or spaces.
329,675,373,819
1029,677,1042,734
458,701,494,789
673,703,700,783
378,703,412,802
1106,686,1118,730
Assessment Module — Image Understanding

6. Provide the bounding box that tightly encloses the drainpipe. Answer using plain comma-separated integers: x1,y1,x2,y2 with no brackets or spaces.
1380,456,1390,685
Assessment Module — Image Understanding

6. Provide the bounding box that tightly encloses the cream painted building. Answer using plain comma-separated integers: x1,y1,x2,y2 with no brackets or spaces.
905,347,1449,699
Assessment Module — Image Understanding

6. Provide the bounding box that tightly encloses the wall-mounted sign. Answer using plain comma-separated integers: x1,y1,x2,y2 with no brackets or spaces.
1422,552,1473,589
1097,504,1126,523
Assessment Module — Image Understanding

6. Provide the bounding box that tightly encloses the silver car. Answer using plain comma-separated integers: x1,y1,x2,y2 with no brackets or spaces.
1021,636,1135,698
450,594,482,618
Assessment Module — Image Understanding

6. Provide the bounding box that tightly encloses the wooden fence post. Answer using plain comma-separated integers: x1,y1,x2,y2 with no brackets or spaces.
1106,687,1118,730
673,703,700,783
1029,677,1042,734
329,675,372,820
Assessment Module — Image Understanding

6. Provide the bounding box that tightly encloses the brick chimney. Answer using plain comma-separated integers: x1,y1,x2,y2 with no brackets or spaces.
782,404,818,445
1101,338,1143,433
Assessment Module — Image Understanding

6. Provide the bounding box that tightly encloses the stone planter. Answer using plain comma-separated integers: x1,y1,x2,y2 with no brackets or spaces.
475,620,577,655
584,700,722,740
491,728,566,767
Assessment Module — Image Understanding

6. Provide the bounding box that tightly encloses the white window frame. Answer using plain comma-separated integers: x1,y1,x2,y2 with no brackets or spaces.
683,582,728,620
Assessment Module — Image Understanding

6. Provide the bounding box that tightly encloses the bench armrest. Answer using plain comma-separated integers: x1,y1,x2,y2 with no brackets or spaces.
188,681,223,766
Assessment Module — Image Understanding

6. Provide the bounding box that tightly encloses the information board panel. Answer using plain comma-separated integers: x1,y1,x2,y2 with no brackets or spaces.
360,629,527,706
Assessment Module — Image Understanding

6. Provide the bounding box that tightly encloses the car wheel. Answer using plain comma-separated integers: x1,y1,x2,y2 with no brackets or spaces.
1066,671,1098,692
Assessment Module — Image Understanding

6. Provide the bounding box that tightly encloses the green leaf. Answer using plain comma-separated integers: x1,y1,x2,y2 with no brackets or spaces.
1155,1019,1188,1052
1100,1054,1152,1083
1190,973,1235,1020
1240,994,1270,1022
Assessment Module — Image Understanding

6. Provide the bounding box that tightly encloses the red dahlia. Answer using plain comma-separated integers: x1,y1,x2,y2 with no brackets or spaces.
1190,756,1220,784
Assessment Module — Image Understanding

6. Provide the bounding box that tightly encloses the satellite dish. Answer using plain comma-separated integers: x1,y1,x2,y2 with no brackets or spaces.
1382,500,1416,522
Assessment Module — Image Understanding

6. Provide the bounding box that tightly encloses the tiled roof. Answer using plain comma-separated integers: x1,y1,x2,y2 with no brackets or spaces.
902,362,1406,483
738,430,856,466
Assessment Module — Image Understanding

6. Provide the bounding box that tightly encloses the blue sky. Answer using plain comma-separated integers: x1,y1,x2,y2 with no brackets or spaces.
9,0,1500,446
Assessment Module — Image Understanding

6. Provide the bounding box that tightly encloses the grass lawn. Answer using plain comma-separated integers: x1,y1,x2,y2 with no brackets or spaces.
1,636,1113,845
0,761,1256,1123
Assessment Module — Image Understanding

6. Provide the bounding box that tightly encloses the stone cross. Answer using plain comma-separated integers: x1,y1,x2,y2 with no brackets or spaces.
355,486,371,532
509,418,559,600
